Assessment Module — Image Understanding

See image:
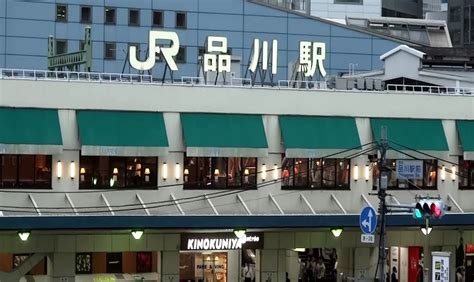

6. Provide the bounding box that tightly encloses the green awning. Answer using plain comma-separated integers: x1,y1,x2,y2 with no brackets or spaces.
77,110,168,156
180,113,268,157
371,118,448,159
457,120,474,160
0,108,63,154
279,116,361,158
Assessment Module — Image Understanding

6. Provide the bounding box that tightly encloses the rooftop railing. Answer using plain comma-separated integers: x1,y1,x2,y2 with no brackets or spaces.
0,68,473,96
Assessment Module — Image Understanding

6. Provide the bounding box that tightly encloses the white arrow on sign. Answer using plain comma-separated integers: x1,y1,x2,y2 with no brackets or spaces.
362,209,373,233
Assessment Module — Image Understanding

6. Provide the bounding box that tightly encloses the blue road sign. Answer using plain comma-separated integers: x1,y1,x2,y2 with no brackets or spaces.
359,206,377,234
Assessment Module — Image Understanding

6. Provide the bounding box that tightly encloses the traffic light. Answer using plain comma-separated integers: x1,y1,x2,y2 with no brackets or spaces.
412,199,446,219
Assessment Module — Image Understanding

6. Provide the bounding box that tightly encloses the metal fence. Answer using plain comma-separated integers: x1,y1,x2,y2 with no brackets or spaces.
1,68,473,96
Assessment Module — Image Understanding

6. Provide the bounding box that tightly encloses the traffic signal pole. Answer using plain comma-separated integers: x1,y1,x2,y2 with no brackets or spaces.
378,126,389,282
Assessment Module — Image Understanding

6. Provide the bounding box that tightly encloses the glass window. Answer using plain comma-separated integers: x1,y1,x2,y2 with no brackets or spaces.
80,6,92,23
56,4,67,22
282,157,350,189
105,7,116,25
129,9,140,26
372,159,437,190
79,156,157,189
55,40,68,55
1,155,17,188
184,157,257,189
104,42,116,60
334,0,362,3
459,158,474,189
80,40,85,51
153,10,163,27
175,47,186,63
176,12,187,28
0,155,51,189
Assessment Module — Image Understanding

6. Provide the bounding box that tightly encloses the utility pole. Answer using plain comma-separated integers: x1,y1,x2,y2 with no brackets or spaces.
378,126,389,282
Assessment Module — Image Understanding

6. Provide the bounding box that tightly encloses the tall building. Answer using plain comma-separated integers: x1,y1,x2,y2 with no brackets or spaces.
448,0,474,47
0,1,473,282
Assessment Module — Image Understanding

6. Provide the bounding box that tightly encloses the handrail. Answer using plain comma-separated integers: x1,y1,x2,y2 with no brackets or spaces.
0,68,473,96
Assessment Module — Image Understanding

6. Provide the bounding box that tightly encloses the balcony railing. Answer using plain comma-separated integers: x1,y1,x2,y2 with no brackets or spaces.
0,68,473,96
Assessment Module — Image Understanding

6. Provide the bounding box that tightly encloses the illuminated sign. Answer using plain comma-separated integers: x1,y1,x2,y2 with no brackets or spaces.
129,31,327,78
180,232,264,250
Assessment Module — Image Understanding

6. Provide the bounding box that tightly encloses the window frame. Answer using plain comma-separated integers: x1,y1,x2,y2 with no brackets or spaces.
128,9,140,26
104,7,116,25
56,4,68,22
0,155,52,189
281,157,351,190
175,47,186,63
104,42,116,60
372,159,438,190
55,39,68,55
152,10,164,27
459,157,474,189
334,0,363,4
175,11,187,29
80,5,92,24
78,156,158,190
183,156,258,190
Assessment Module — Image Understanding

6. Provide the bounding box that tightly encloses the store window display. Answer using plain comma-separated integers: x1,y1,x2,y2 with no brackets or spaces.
179,252,228,282
184,157,257,189
372,159,437,190
281,158,350,189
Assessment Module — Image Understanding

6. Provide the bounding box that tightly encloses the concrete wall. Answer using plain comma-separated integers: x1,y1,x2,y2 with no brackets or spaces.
0,80,472,215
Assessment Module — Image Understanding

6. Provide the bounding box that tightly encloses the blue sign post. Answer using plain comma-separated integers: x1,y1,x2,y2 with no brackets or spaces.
359,206,377,234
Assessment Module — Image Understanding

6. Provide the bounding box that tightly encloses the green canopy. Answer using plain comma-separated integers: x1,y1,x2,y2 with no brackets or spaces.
181,113,268,157
77,110,168,156
457,120,474,160
279,116,361,158
0,108,62,154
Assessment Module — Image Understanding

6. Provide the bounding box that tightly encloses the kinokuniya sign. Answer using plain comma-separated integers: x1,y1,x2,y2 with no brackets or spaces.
181,232,264,251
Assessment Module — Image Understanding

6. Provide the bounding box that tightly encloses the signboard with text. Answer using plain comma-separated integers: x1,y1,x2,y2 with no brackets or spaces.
396,160,423,180
180,232,264,251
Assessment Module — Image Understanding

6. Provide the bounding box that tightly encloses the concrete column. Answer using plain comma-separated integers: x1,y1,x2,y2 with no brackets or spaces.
50,252,76,282
260,249,286,282
354,247,378,279
161,250,179,282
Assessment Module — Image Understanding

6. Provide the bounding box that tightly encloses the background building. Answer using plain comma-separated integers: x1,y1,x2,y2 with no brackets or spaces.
448,0,474,47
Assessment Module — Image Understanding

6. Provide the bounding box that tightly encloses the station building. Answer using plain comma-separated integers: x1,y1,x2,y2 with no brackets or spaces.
0,0,473,282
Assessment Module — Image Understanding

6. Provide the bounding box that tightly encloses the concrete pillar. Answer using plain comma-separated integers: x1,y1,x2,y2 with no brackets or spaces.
161,250,179,282
354,247,378,279
260,249,286,282
50,252,76,282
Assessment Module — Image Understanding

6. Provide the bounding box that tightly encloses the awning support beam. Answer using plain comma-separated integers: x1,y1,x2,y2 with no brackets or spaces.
205,194,219,215
269,193,284,215
331,193,347,214
65,193,78,215
300,193,316,215
136,193,150,216
361,194,373,208
170,193,185,215
28,194,41,215
101,193,114,215
237,194,252,215
448,194,464,213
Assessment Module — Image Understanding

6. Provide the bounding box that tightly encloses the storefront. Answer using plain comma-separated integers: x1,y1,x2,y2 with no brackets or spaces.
179,232,263,282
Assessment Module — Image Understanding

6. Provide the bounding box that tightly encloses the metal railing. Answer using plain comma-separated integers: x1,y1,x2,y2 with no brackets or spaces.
1,68,473,97
386,84,473,95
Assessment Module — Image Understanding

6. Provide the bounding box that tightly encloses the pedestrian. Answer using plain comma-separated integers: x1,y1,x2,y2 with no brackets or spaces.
391,266,398,282
243,263,255,282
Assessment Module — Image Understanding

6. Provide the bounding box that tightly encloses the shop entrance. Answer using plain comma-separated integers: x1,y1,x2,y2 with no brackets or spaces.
180,251,228,282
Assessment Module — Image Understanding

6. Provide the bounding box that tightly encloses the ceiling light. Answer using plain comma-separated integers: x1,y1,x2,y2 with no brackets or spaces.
18,231,30,241
331,228,343,238
131,230,144,240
